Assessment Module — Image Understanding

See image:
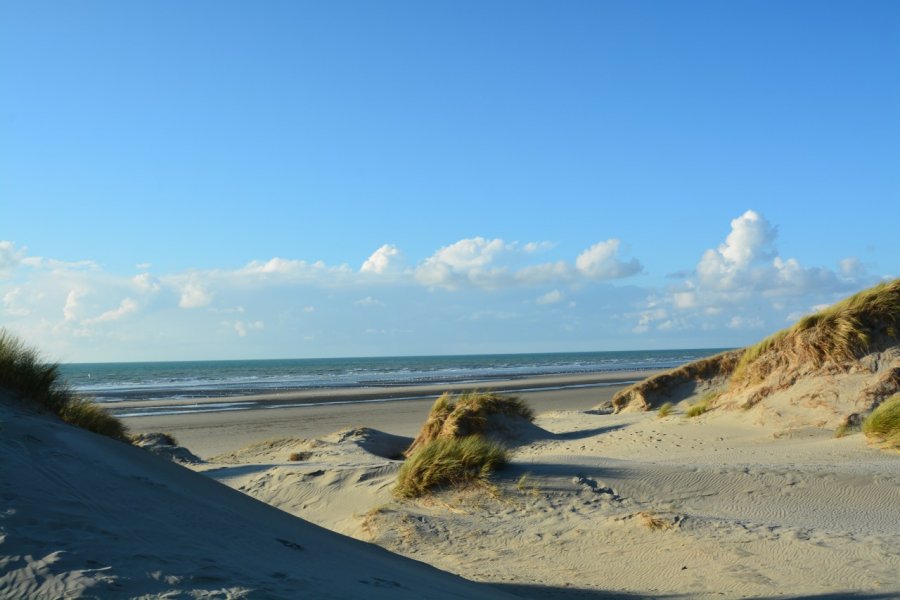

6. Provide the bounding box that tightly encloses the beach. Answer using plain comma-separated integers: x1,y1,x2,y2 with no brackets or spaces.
120,369,900,598
123,371,654,457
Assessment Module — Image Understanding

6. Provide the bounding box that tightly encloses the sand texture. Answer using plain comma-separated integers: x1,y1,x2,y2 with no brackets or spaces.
184,389,898,599
0,396,516,599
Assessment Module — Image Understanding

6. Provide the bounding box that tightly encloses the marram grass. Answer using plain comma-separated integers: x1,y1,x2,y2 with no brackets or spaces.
394,436,508,499
862,394,900,450
731,279,899,385
405,390,534,457
0,329,129,442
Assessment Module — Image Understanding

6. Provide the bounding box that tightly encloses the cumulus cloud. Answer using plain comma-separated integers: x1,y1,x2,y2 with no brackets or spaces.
415,237,641,290
633,209,877,336
361,244,405,274
415,238,512,289
693,210,852,297
179,282,213,308
575,239,642,280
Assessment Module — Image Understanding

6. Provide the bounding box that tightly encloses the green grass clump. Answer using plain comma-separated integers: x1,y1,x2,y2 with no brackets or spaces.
685,393,717,418
394,436,508,499
0,329,129,442
657,402,674,418
862,394,900,449
60,398,129,441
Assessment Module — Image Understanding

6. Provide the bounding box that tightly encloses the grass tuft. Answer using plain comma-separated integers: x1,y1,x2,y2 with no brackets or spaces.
657,402,674,418
862,394,900,449
394,436,508,499
0,329,129,442
405,391,534,457
685,393,717,418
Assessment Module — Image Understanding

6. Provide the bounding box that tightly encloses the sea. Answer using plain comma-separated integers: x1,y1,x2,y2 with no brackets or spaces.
59,349,726,417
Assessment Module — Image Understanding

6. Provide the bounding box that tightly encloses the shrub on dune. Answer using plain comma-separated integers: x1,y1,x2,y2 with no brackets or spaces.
394,436,508,499
862,394,900,449
0,329,129,442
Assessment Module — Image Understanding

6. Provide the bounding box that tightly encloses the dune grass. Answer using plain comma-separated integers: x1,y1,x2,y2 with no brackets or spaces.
394,436,508,499
862,394,900,449
608,350,741,412
396,391,531,498
405,391,534,457
657,402,674,418
731,279,900,386
0,329,129,442
685,393,716,418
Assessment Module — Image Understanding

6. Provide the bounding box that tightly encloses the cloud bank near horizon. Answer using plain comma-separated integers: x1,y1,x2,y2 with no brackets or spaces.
0,211,885,362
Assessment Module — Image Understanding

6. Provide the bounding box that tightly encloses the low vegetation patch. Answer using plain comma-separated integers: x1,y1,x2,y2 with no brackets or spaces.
394,436,508,499
862,394,900,449
657,402,674,418
288,451,313,462
685,393,716,418
0,329,129,442
395,391,530,498
731,279,900,386
608,350,740,412
405,391,534,457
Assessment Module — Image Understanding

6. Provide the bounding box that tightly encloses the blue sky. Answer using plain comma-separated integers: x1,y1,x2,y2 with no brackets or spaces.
1,1,898,362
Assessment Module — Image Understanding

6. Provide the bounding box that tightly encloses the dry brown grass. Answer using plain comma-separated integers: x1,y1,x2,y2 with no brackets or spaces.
731,279,900,387
634,511,682,531
405,391,534,457
609,350,741,412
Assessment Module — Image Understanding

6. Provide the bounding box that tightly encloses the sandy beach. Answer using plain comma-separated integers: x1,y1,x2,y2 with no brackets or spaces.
123,371,655,457
119,369,900,599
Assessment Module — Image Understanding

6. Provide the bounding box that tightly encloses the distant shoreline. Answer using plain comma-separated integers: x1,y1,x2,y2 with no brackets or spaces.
110,369,662,418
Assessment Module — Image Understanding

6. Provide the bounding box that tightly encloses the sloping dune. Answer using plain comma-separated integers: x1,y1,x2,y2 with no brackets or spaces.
0,396,514,599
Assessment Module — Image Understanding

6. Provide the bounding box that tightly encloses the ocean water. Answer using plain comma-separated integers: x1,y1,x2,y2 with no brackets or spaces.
60,349,727,405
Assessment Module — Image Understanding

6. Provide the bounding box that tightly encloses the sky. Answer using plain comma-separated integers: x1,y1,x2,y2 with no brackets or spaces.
1,1,898,363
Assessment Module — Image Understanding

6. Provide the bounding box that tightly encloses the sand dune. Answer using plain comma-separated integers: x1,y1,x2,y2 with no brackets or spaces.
0,396,516,599
192,405,900,599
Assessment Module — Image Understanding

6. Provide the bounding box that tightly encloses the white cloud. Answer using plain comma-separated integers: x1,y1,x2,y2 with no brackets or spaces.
415,237,512,289
3,288,31,316
575,239,642,280
0,241,26,278
303,306,315,313
536,289,564,305
361,244,405,274
136,262,152,270
415,236,641,290
84,298,138,325
233,320,264,337
133,273,161,293
179,282,213,308
63,289,86,321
